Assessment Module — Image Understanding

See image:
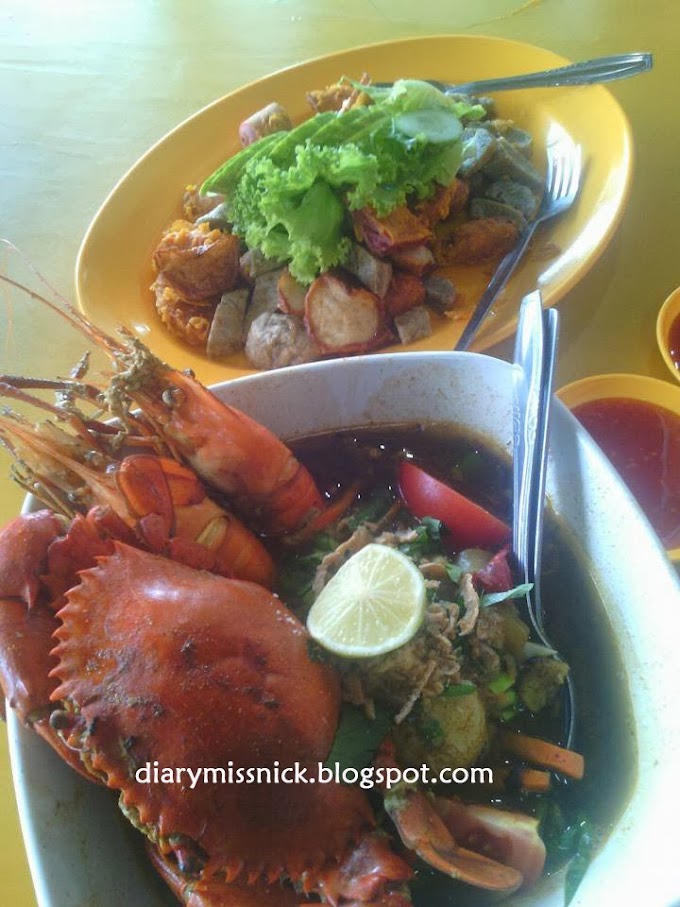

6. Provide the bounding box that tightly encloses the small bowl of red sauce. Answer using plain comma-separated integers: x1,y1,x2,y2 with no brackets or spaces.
657,286,680,383
558,373,680,562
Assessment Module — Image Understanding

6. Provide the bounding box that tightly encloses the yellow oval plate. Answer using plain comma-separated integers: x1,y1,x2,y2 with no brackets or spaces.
76,34,633,385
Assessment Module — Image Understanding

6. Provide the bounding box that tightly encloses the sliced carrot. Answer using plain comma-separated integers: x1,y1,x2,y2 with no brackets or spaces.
517,767,552,793
501,732,584,781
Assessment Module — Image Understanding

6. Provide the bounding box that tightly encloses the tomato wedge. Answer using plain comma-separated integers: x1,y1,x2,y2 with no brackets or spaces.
397,460,511,550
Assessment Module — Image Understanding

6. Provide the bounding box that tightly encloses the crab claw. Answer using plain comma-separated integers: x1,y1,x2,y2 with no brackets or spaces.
310,831,413,906
433,798,546,890
0,510,101,779
384,785,523,894
0,510,65,609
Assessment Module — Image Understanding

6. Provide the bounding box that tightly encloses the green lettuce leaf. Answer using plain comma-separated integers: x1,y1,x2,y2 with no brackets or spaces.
204,78,477,283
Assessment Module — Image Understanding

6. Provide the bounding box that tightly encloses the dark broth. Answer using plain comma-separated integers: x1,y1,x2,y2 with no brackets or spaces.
290,422,636,904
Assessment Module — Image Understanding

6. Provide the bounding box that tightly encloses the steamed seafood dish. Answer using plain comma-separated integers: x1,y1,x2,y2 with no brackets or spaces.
150,76,545,369
0,280,633,905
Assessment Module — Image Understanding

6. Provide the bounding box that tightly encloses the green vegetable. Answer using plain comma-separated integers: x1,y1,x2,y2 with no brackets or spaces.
357,78,486,122
324,703,392,772
442,681,476,698
398,516,443,559
480,582,533,608
200,130,288,196
538,803,597,905
201,79,482,283
487,672,514,695
417,715,445,747
564,819,596,905
276,531,336,608
445,561,464,583
343,486,394,531
394,109,463,144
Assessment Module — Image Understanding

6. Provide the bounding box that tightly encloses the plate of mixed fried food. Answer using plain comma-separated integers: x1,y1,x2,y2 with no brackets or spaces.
76,35,632,384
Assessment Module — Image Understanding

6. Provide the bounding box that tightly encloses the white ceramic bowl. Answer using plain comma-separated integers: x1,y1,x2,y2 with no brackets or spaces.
9,352,680,906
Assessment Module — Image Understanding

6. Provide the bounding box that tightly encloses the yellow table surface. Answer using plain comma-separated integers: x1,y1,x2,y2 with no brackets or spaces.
0,0,678,903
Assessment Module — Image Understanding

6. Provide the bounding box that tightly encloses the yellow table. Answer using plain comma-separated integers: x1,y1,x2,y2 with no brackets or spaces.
0,0,677,902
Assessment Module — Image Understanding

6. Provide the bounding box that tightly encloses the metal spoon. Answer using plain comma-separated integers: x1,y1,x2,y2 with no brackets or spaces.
512,290,575,748
374,51,652,96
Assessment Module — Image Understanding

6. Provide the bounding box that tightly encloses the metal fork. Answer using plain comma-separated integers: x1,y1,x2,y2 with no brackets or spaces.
512,290,575,748
454,124,582,351
374,51,652,95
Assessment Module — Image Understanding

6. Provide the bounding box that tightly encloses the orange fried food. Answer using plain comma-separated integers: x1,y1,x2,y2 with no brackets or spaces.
152,274,214,348
384,272,426,317
50,544,373,882
306,74,371,113
182,185,225,222
353,205,433,256
153,220,241,301
436,217,520,265
414,179,470,227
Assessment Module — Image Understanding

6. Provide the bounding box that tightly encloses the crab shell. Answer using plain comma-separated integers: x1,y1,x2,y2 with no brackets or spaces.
49,543,373,882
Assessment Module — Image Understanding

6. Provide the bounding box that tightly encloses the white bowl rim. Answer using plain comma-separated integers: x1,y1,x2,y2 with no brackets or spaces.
7,350,680,907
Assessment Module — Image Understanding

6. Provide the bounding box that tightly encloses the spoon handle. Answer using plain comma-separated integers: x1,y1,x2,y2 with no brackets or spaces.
450,52,652,95
512,292,575,748
512,291,559,640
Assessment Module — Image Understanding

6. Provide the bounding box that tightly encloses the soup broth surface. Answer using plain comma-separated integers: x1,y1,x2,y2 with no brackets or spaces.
288,422,636,905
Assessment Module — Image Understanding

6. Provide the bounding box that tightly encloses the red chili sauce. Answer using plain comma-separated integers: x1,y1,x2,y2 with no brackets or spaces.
572,397,680,549
669,311,680,370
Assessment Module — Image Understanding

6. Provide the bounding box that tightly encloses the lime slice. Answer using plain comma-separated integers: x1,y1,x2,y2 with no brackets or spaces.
307,543,426,658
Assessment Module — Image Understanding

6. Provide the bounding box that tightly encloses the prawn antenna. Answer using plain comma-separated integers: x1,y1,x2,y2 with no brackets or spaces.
0,239,125,355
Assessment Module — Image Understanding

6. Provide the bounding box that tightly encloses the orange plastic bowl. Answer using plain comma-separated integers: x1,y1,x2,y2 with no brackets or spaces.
558,372,680,562
656,286,680,384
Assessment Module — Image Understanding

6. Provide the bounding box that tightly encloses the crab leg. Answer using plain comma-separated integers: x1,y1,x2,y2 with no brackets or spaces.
383,784,523,893
375,740,523,894
0,510,107,779
433,797,546,890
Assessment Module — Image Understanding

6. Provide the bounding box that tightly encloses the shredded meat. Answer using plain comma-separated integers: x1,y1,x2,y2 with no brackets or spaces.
312,525,374,596
467,639,502,679
354,627,464,714
394,660,437,724
457,573,480,636
373,527,420,548
474,605,507,649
